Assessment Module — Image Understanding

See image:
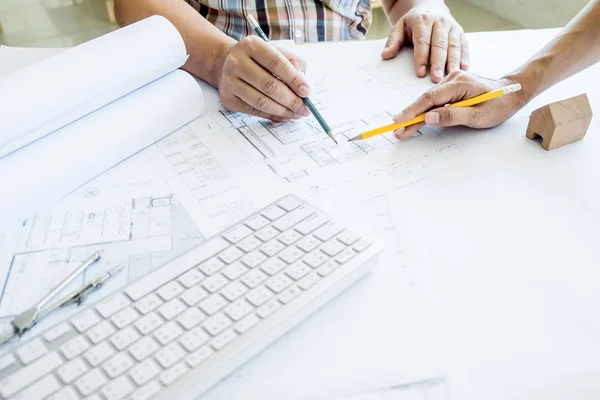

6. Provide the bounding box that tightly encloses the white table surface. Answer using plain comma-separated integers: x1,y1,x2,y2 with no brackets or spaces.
3,26,600,400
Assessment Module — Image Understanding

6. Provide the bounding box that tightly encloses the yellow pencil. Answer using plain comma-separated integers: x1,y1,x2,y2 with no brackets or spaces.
348,83,522,142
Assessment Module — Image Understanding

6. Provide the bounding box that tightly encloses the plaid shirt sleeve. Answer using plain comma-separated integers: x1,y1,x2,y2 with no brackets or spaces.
184,0,372,42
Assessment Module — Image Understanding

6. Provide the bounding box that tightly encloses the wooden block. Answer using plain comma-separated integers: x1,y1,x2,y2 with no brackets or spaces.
526,93,593,150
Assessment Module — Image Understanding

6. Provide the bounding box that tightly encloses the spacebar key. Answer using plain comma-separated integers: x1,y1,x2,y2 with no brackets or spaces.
0,352,63,398
126,237,229,301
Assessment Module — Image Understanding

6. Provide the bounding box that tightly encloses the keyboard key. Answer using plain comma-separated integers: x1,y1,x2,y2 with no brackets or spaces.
198,257,225,276
223,224,253,243
221,281,248,301
43,323,70,343
157,281,184,301
177,307,206,330
11,374,60,400
71,309,100,333
298,272,320,290
272,205,314,231
131,381,161,400
224,299,253,321
277,229,302,246
294,213,330,235
87,320,116,344
285,262,312,280
246,286,273,307
103,352,134,378
260,239,285,257
321,239,346,257
135,312,164,335
0,352,63,398
265,274,293,293
278,246,304,264
245,215,269,230
353,238,371,252
241,269,268,288
314,222,344,242
75,368,107,397
160,362,188,386
203,313,232,336
255,226,279,242
222,262,248,280
241,250,268,268
303,249,328,268
102,375,134,400
134,293,163,315
179,327,210,352
126,237,228,301
338,230,360,246
317,259,340,276
47,386,79,400
128,336,160,362
155,342,185,369
180,285,209,306
198,294,228,315
129,359,161,386
296,235,321,252
158,298,187,320
219,247,244,264
257,299,281,319
178,268,205,288
0,354,15,373
84,342,115,367
110,326,140,351
186,346,214,367
111,307,140,329
61,336,90,360
279,285,302,303
57,357,88,384
16,338,47,364
260,258,287,276
238,235,262,252
261,205,286,221
278,196,302,211
96,292,131,318
336,247,356,264
202,273,229,293
153,321,183,345
236,314,261,334
211,329,237,350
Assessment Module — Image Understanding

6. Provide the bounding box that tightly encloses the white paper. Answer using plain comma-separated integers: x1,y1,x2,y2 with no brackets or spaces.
0,69,204,226
0,15,187,157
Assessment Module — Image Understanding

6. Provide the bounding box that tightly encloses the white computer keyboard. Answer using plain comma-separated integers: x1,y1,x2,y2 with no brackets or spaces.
0,195,383,400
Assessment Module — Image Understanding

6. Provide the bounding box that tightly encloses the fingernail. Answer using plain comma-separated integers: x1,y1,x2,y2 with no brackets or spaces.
433,69,443,79
425,112,439,124
419,66,426,76
299,85,310,97
292,111,306,120
393,109,407,122
394,128,405,138
301,105,310,116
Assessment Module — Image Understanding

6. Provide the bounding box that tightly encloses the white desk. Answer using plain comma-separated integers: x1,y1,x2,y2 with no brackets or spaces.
3,27,600,400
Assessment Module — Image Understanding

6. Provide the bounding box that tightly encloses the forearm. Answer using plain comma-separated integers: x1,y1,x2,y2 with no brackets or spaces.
114,0,236,87
382,0,448,25
505,0,600,107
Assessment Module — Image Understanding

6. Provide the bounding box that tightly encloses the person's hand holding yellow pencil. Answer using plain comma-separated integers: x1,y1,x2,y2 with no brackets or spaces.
384,71,527,141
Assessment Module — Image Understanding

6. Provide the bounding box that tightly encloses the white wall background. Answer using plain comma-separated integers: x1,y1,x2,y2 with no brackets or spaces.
461,0,590,28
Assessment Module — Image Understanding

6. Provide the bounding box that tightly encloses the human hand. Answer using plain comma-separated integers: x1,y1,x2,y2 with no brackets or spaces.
217,36,311,121
392,71,525,139
382,2,468,83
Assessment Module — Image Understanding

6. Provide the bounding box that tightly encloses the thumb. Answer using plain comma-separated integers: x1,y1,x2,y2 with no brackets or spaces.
382,20,405,60
425,105,482,128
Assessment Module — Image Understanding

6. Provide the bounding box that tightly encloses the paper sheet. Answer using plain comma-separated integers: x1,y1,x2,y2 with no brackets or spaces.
0,15,188,157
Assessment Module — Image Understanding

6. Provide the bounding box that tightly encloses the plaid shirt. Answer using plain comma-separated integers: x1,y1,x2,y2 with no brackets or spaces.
184,0,372,42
